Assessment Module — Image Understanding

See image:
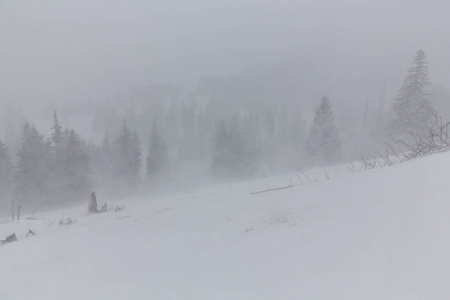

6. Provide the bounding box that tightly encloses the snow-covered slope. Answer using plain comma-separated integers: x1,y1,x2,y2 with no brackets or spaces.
1,153,450,300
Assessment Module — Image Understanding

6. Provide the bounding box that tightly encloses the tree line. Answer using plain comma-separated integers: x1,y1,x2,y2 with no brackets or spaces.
0,49,439,211
0,97,341,209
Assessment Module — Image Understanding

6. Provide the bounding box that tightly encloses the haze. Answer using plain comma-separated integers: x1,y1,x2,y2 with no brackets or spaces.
1,0,450,106
1,0,450,209
3,2,450,298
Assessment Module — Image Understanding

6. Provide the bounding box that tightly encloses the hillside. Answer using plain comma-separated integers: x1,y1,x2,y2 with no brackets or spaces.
1,153,450,300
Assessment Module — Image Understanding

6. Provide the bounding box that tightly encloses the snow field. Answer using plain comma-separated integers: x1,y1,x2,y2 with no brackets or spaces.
1,153,450,299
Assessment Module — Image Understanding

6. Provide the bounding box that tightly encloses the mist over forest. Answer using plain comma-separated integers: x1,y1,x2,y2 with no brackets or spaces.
1,0,450,214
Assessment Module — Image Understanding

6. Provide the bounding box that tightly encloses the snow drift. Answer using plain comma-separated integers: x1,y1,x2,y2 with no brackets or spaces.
1,152,450,300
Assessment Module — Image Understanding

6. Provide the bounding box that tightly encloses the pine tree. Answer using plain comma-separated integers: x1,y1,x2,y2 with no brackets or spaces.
146,120,168,177
211,120,233,176
61,129,91,202
177,103,204,162
51,110,63,149
92,132,114,187
0,139,13,201
16,122,51,205
306,96,341,164
129,131,142,184
113,120,142,186
49,111,66,201
227,115,243,174
211,116,260,177
390,49,436,139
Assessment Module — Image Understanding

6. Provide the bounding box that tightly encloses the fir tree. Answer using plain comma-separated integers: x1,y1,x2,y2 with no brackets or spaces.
49,111,66,201
51,110,63,148
211,120,233,176
0,139,13,201
146,120,168,177
113,120,142,186
211,116,260,177
390,49,436,139
128,131,142,184
92,133,114,187
16,122,51,204
61,129,91,201
306,96,341,164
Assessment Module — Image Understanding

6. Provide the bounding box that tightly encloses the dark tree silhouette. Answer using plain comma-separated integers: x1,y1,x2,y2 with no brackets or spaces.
0,139,13,202
113,120,142,187
146,120,168,177
390,49,436,139
15,122,51,204
306,96,341,164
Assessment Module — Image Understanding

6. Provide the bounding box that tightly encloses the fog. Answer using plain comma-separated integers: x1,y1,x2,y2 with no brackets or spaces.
2,0,450,103
1,0,450,211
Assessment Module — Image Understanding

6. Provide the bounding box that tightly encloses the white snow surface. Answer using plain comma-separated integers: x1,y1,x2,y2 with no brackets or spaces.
1,153,450,299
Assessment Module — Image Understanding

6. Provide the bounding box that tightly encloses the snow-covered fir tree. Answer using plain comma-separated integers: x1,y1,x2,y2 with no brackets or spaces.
306,96,341,164
390,49,436,139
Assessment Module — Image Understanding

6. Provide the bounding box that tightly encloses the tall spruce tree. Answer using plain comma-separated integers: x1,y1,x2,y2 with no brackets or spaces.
113,120,142,186
306,96,341,164
146,120,168,177
51,110,63,149
0,139,13,202
61,129,91,202
92,132,114,187
16,122,51,205
49,111,66,201
390,49,436,139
